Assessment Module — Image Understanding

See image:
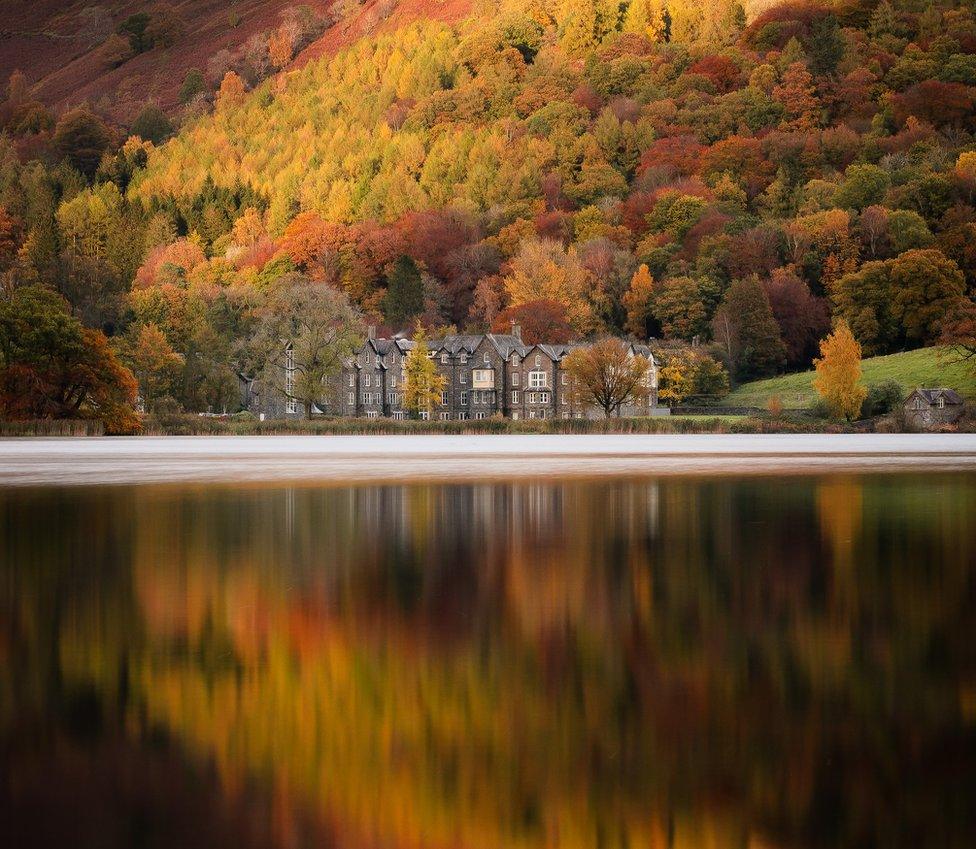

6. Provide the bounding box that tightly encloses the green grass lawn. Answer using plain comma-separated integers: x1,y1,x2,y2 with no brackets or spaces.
725,347,976,409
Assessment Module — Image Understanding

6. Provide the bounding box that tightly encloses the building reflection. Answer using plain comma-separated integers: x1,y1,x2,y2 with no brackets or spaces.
1,475,975,849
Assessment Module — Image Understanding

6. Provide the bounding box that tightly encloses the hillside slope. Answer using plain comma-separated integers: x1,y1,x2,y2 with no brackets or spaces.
0,1,331,120
726,349,976,408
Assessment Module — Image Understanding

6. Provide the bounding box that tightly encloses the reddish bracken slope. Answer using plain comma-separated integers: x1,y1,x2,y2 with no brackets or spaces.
0,1,331,119
0,0,471,122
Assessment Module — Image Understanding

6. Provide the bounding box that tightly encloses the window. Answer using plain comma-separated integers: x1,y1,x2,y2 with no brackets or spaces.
475,412,487,420
364,373,371,388
392,411,405,420
540,392,550,404
420,410,430,420
512,412,520,420
457,412,468,420
460,392,468,405
348,374,355,387
561,373,568,386
562,394,568,405
512,372,520,386
937,396,946,409
511,354,519,366
348,392,355,405
366,411,378,419
365,351,370,364
390,375,397,388
441,353,449,364
512,390,519,404
472,369,493,388
484,352,490,364
439,412,450,420
535,355,541,367
561,412,569,420
913,397,923,410
529,410,536,419
528,371,547,389
460,371,468,383
440,391,449,406
284,348,298,414
460,353,468,364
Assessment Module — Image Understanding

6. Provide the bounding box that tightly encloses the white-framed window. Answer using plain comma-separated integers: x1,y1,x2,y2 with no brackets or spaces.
284,347,298,414
512,390,519,404
483,352,490,363
475,412,487,420
348,392,355,405
348,373,355,387
562,394,568,405
365,351,370,364
512,412,520,420
511,354,519,366
441,353,449,364
460,391,468,405
365,373,371,388
439,412,450,420
366,411,379,419
457,412,468,420
420,410,430,420
529,410,536,419
460,352,468,363
392,411,405,420
440,390,449,405
388,392,399,404
937,396,946,409
535,355,541,367
528,371,546,389
540,392,550,404
459,371,468,383
390,375,397,388
512,372,520,386
913,397,923,410
561,373,568,385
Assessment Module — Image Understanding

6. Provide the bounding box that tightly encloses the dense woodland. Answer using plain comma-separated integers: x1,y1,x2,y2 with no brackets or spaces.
2,0,976,427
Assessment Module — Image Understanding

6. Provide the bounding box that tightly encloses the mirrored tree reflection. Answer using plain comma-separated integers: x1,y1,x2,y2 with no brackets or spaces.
2,475,975,849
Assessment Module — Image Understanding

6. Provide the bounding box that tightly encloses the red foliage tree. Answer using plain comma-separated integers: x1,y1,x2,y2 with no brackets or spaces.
491,300,574,344
762,268,831,367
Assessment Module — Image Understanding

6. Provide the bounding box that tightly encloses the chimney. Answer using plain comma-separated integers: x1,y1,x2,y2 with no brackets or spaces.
367,325,376,340
511,320,521,341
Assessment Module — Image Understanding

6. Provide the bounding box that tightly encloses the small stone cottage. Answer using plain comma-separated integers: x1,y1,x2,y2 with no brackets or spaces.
902,388,965,429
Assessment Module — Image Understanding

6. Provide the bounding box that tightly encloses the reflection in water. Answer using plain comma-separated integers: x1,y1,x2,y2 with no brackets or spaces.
2,475,975,849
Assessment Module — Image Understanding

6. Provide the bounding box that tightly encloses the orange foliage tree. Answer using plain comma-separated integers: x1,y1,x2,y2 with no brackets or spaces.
813,320,867,421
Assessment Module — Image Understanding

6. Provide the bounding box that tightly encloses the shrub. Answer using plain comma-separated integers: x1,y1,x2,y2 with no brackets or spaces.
860,379,904,418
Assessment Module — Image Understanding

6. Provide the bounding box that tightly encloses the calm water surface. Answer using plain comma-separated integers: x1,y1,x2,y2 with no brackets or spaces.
2,473,975,849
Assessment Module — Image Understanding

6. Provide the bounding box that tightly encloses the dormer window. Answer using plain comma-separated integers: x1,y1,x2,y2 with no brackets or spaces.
511,354,519,366
460,352,468,363
441,353,449,364
365,351,370,364
484,352,490,364
535,355,541,367
937,396,945,409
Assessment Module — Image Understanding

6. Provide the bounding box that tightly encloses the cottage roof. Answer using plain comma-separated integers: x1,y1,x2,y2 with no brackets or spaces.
910,388,965,405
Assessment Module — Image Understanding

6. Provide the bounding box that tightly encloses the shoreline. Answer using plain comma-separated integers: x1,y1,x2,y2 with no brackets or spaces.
3,434,975,487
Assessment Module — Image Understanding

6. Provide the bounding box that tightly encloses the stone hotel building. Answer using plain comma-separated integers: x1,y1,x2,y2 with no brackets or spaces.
248,325,659,420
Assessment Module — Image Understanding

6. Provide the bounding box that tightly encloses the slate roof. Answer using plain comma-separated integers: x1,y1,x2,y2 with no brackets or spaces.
909,388,965,405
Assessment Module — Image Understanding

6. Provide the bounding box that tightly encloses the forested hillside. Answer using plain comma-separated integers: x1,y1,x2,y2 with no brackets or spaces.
2,0,976,424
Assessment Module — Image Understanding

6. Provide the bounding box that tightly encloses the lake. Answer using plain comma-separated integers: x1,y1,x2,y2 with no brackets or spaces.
2,443,975,848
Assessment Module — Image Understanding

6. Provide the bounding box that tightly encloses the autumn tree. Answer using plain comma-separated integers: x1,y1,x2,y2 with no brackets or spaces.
652,276,708,341
622,264,655,338
762,268,830,368
503,239,596,332
939,298,976,374
245,275,363,417
773,62,820,131
122,323,183,412
0,285,138,432
53,107,112,176
813,320,867,421
491,300,573,344
403,326,446,419
563,338,650,418
889,249,966,344
217,71,247,111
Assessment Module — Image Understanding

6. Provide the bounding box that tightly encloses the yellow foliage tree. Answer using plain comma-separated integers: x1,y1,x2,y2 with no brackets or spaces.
403,327,446,419
563,338,650,418
622,263,654,338
813,320,867,421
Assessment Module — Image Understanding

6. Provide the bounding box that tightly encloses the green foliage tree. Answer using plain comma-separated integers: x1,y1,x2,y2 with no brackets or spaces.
53,108,111,177
130,104,173,145
889,249,967,344
383,255,424,328
711,276,786,380
246,275,364,417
